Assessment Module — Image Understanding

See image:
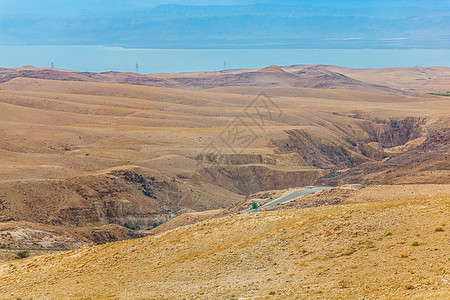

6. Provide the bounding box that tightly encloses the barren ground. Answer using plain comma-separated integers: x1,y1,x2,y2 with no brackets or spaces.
0,196,448,299
0,64,449,298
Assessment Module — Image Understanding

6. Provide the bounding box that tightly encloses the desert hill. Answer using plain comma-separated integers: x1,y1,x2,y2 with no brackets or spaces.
4,64,450,94
149,183,450,235
316,65,450,95
0,64,449,298
0,196,448,299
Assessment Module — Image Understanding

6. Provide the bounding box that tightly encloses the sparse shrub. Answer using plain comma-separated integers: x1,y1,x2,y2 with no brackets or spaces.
342,247,356,256
359,240,376,249
124,223,137,230
269,291,276,295
16,250,29,259
251,201,258,209
400,253,409,258
435,226,444,232
411,241,420,247
385,232,392,236
152,222,159,228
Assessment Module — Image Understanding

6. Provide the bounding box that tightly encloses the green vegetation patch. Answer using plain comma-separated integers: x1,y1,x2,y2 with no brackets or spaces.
124,223,139,230
16,250,30,259
429,93,450,97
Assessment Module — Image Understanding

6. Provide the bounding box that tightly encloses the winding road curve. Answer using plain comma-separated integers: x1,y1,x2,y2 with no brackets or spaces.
248,186,333,213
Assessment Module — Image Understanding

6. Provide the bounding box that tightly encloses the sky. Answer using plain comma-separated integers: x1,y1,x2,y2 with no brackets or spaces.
0,1,449,49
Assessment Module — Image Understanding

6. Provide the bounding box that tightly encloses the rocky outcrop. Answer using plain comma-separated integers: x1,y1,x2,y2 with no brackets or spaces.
375,117,426,148
198,165,324,195
0,168,237,229
316,126,450,186
272,117,429,170
272,129,371,169
0,221,145,250
196,152,306,167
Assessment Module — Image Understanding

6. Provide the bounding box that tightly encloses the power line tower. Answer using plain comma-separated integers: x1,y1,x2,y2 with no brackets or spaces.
224,61,227,70
136,63,139,74
51,62,55,69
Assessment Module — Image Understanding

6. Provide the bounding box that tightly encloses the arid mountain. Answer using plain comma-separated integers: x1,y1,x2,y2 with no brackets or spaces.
2,1,449,49
0,64,449,298
0,65,449,251
5,64,450,94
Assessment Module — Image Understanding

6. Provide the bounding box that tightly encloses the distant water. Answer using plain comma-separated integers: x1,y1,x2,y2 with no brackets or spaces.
0,46,449,74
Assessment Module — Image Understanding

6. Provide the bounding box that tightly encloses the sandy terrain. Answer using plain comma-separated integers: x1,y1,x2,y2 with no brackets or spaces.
0,196,448,299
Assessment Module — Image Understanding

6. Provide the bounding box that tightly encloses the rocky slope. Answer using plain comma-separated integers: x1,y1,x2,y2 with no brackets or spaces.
318,126,450,186
0,221,143,250
0,167,238,228
0,196,448,299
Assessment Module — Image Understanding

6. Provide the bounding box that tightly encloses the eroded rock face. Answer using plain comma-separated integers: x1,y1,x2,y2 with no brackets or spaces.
0,168,235,229
272,129,371,169
272,117,428,170
315,126,450,186
198,165,324,196
197,153,277,166
376,117,426,148
0,221,145,250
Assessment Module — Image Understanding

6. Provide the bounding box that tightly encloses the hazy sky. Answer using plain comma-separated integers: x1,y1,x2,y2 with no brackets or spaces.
0,1,449,49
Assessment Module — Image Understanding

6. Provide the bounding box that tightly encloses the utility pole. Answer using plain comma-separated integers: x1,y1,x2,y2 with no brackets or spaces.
224,61,227,70
136,62,139,74
51,62,55,69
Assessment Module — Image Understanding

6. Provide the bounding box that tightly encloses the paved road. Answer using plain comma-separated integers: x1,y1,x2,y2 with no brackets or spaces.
248,186,333,213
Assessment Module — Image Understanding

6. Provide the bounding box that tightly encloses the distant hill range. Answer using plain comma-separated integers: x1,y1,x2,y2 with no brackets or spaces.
2,64,450,95
1,1,449,48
